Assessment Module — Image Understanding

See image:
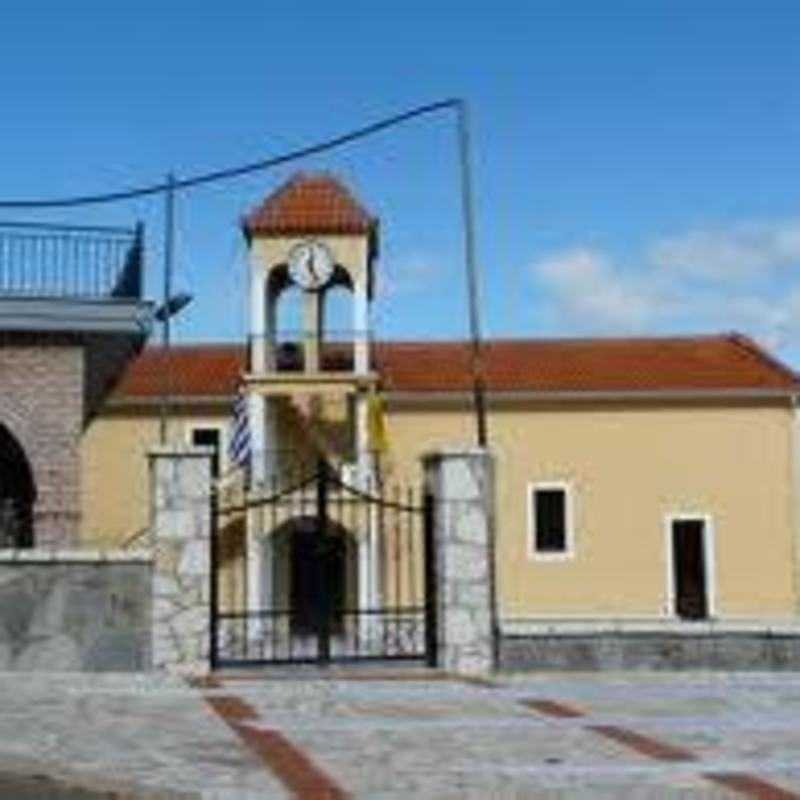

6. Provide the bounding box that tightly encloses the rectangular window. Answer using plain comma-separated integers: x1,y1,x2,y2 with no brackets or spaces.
529,483,572,558
191,427,221,478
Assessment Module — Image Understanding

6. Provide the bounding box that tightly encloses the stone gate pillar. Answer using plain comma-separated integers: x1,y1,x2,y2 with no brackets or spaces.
148,446,213,674
423,447,496,675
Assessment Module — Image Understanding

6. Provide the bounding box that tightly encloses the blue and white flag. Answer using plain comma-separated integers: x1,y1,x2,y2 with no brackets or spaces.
228,386,252,470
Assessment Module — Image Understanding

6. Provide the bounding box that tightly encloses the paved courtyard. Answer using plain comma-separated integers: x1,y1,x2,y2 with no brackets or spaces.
1,670,800,798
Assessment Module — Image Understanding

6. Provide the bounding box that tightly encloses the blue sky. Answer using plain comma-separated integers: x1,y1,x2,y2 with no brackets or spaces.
2,1,800,361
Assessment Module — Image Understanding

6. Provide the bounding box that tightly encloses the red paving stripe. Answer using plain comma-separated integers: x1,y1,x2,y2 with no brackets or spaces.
704,772,800,800
587,725,697,762
232,721,350,800
202,691,350,800
520,698,586,718
205,694,259,721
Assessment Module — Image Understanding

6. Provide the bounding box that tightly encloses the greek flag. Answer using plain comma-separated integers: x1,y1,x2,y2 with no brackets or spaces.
228,386,251,469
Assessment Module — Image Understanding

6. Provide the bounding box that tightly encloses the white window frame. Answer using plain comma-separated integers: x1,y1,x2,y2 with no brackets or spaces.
527,481,575,561
663,512,716,619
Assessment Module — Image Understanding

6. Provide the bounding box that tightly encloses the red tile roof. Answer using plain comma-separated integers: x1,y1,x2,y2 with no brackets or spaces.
243,173,375,237
112,334,798,402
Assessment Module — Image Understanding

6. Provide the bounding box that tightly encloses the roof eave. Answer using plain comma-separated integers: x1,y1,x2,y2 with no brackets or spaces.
106,384,800,410
384,386,800,405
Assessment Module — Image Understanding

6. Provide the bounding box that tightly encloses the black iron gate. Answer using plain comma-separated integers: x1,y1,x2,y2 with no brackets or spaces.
210,463,437,668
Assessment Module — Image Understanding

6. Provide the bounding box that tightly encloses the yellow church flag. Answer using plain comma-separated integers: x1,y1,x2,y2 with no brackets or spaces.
367,391,389,454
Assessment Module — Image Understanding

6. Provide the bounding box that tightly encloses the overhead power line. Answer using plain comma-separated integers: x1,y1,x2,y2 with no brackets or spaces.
0,94,488,451
0,98,460,209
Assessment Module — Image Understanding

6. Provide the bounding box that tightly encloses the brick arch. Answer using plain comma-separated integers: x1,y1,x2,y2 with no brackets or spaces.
0,397,35,457
0,422,36,547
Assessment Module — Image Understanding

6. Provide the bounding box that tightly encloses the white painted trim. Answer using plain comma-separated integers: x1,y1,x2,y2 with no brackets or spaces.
527,481,575,561
663,512,716,620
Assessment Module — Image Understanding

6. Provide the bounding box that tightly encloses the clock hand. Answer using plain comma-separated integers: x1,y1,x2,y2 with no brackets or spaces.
306,250,319,283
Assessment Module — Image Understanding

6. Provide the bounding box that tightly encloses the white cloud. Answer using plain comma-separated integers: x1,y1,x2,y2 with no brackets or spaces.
529,218,800,353
376,253,445,300
649,218,800,281
532,248,662,332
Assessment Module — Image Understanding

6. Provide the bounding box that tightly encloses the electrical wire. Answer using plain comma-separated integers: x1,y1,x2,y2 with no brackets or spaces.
0,99,460,209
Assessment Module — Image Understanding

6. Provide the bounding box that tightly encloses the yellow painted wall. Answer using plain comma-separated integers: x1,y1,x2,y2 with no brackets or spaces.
81,406,230,547
384,398,797,620
80,394,351,547
81,395,798,620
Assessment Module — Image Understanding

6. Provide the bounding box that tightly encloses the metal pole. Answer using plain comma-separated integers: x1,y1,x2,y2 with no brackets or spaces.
457,101,499,669
456,99,488,448
316,456,331,665
209,484,219,670
159,173,176,444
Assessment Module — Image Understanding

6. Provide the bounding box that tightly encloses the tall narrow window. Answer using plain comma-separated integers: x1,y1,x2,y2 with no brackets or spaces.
670,518,710,620
529,483,572,558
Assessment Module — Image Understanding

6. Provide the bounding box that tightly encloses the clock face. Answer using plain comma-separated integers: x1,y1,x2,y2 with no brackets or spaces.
287,240,335,290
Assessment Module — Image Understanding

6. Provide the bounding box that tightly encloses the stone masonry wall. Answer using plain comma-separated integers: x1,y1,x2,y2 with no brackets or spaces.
500,632,800,671
0,551,152,671
149,447,212,674
424,448,496,675
0,333,84,546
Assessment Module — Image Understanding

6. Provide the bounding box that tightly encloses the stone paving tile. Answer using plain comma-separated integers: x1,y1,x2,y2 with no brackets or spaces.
6,671,800,797
274,725,653,798
227,672,800,797
756,770,800,792
228,679,667,798
639,725,800,769
0,673,289,799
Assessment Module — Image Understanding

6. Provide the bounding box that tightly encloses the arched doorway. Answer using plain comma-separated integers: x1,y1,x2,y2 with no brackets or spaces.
210,465,434,668
270,515,358,641
0,425,35,547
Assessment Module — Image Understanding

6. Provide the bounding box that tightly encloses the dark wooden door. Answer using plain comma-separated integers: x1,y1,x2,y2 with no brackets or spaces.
672,520,708,620
290,526,318,636
289,525,346,637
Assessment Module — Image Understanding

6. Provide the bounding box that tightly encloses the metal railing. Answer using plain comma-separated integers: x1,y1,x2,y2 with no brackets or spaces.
0,221,144,299
248,329,371,373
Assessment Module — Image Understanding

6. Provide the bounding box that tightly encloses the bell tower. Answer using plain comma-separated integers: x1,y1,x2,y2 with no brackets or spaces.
242,173,379,482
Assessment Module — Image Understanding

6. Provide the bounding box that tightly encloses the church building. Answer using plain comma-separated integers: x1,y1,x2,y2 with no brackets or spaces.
81,173,800,669
3,172,800,670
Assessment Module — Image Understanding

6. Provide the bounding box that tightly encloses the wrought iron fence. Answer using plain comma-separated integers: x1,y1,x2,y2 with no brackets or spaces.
211,464,436,667
0,221,144,299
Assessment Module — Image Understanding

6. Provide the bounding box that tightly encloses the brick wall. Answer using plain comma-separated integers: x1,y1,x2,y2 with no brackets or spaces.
0,333,84,546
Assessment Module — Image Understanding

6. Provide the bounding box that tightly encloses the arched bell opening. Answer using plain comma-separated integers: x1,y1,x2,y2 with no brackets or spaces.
322,280,356,371
0,425,36,548
268,267,305,372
